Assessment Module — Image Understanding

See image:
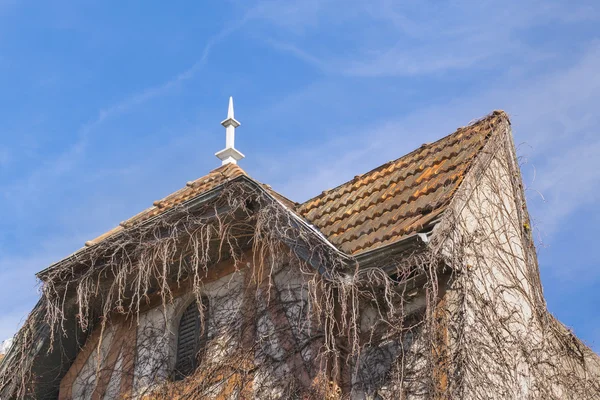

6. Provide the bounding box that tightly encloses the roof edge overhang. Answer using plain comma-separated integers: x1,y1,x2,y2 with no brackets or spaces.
37,177,238,279
37,175,355,280
37,173,433,281
354,232,431,269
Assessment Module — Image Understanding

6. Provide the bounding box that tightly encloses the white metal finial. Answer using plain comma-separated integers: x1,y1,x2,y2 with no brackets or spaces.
227,96,234,119
215,96,244,165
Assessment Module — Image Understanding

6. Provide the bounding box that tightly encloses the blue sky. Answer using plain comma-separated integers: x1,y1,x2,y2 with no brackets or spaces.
0,1,599,352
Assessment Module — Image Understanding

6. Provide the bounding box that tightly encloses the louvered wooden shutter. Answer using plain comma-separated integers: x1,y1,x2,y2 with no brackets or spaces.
174,297,209,380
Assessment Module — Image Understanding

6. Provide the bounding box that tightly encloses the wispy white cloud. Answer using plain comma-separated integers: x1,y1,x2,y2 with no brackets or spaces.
87,19,249,135
251,0,600,77
261,37,331,73
531,140,600,233
246,0,330,35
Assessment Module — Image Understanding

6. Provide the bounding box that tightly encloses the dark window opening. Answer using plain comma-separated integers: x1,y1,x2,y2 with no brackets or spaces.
174,296,209,380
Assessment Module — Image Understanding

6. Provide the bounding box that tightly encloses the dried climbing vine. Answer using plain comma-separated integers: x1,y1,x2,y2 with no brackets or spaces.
1,119,599,399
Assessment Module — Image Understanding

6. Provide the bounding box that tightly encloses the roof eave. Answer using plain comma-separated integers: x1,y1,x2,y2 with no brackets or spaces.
36,175,349,280
353,232,430,269
36,175,252,279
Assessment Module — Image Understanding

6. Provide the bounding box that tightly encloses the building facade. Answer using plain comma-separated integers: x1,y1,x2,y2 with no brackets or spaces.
1,108,599,399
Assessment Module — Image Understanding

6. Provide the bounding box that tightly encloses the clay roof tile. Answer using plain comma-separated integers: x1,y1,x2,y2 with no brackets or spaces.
296,110,509,254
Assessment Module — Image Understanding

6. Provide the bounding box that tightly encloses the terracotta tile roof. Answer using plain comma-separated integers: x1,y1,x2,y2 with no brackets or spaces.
82,110,508,258
296,111,509,255
84,163,247,247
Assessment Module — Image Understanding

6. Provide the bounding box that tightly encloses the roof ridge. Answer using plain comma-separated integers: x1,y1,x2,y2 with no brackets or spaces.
298,110,507,210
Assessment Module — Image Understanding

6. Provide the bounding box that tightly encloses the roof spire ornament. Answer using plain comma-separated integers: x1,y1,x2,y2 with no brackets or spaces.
215,96,244,165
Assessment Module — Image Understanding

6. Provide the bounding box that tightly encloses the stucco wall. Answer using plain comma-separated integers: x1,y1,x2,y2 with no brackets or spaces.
61,256,320,399
439,126,600,399
133,267,248,397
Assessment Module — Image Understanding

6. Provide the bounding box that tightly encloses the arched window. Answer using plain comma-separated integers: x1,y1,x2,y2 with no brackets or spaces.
174,297,209,380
